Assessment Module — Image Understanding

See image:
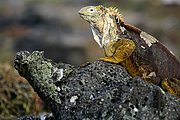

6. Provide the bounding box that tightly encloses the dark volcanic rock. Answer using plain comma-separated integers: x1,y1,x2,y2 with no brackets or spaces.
14,51,180,120
17,113,54,120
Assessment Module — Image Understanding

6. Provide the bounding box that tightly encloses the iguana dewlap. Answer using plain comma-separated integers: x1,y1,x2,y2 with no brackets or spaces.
79,5,180,97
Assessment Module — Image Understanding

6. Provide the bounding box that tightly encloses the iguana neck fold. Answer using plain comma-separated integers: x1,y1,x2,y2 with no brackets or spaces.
91,10,120,49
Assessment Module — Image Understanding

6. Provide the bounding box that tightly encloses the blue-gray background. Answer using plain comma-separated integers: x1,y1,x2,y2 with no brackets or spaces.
0,0,179,66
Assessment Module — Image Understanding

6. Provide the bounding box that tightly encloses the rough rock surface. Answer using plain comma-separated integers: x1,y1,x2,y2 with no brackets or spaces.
15,51,180,120
17,113,54,120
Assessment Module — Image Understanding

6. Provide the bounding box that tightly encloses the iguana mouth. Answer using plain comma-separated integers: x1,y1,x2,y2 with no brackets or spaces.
78,9,92,19
78,12,84,16
78,12,92,22
78,10,87,19
78,12,86,18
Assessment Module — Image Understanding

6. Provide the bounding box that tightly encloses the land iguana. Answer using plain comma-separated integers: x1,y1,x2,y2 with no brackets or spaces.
78,5,180,97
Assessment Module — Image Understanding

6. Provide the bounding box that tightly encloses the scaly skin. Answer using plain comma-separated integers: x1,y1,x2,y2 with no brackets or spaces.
79,5,180,97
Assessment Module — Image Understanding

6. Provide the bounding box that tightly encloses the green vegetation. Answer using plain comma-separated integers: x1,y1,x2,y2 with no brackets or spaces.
0,63,46,120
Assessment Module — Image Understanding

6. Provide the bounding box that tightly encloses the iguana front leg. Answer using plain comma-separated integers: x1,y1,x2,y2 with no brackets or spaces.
162,78,180,97
100,38,136,64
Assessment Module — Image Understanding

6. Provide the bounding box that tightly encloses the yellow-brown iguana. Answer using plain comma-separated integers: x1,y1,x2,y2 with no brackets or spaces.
78,5,180,97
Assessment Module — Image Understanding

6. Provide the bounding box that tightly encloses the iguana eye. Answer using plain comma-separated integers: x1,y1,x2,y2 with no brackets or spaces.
88,8,96,12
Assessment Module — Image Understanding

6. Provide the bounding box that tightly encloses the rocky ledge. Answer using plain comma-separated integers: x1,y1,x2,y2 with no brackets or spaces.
14,51,180,120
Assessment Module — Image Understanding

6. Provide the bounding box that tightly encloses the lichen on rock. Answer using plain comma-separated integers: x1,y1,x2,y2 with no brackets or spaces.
15,51,180,120
14,51,74,113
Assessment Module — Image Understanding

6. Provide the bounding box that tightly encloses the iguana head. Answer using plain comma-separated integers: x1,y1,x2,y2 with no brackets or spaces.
79,5,124,48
